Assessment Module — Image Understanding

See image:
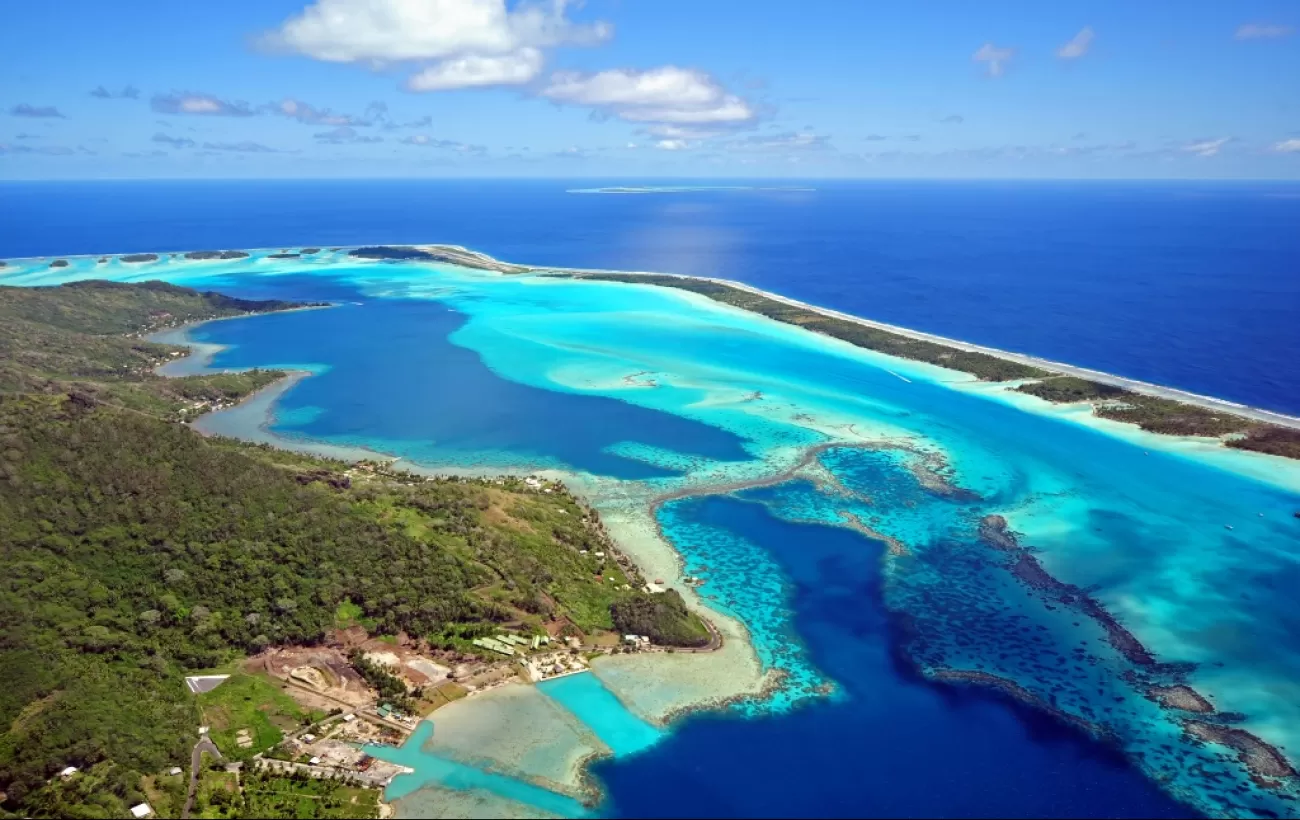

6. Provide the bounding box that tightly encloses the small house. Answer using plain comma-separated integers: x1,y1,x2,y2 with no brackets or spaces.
168,767,183,776
342,714,356,722
302,733,316,743
59,766,78,779
129,804,154,819
309,756,321,766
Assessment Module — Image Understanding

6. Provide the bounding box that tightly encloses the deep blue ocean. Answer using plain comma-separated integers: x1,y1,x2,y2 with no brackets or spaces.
2,179,1298,414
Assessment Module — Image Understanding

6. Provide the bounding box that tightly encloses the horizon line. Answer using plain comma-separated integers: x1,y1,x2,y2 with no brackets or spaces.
3,176,1300,184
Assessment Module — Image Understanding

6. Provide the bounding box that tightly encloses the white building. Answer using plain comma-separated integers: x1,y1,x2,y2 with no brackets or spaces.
59,766,78,779
168,767,183,776
130,804,154,819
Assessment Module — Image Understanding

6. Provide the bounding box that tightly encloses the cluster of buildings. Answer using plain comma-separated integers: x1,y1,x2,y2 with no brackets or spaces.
471,632,550,656
525,651,589,682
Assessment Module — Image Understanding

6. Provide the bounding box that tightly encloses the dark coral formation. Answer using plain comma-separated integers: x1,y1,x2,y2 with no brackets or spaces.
977,514,1019,550
49,259,69,268
1184,721,1296,783
1148,684,1215,714
977,516,1157,667
120,253,159,263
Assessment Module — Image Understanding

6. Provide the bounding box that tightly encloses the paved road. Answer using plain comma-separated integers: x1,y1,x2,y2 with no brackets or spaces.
181,736,222,819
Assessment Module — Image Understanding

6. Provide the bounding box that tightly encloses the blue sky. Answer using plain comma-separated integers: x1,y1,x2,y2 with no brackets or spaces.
3,0,1299,179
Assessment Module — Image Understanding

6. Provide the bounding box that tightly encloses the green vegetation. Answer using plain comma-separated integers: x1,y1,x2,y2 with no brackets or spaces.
199,674,320,760
193,769,242,819
0,279,306,421
332,599,370,630
555,272,1047,382
612,588,712,648
189,768,379,820
347,650,415,713
1018,376,1300,458
0,280,712,817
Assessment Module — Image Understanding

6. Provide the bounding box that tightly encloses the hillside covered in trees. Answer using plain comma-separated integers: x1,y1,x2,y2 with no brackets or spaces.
0,281,708,818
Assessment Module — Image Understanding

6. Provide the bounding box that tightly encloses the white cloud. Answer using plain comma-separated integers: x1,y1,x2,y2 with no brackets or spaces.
152,92,255,117
641,124,723,140
406,48,544,90
972,43,1014,77
153,132,196,149
654,139,690,151
400,133,486,154
1181,137,1231,157
541,67,756,128
1272,139,1300,153
726,130,830,152
275,98,384,126
1235,23,1294,40
314,126,383,144
90,85,140,100
1057,26,1094,59
10,104,66,118
201,141,284,153
265,0,610,91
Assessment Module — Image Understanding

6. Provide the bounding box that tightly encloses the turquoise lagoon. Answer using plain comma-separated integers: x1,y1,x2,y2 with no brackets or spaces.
4,249,1300,817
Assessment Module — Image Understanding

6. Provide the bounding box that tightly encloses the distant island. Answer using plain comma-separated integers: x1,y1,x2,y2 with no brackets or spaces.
184,249,250,260
349,245,532,274
566,185,817,194
120,253,160,263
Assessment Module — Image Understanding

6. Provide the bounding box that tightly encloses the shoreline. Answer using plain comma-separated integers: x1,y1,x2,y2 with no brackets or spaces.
7,243,1297,433
156,314,771,744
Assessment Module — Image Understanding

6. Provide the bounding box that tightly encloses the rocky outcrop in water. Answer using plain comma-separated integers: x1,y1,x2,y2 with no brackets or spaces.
1148,684,1214,713
978,514,1019,550
49,259,69,268
1184,721,1296,784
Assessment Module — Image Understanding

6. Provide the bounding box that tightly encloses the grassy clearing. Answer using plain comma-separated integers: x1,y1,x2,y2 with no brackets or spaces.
242,770,381,819
198,674,317,761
